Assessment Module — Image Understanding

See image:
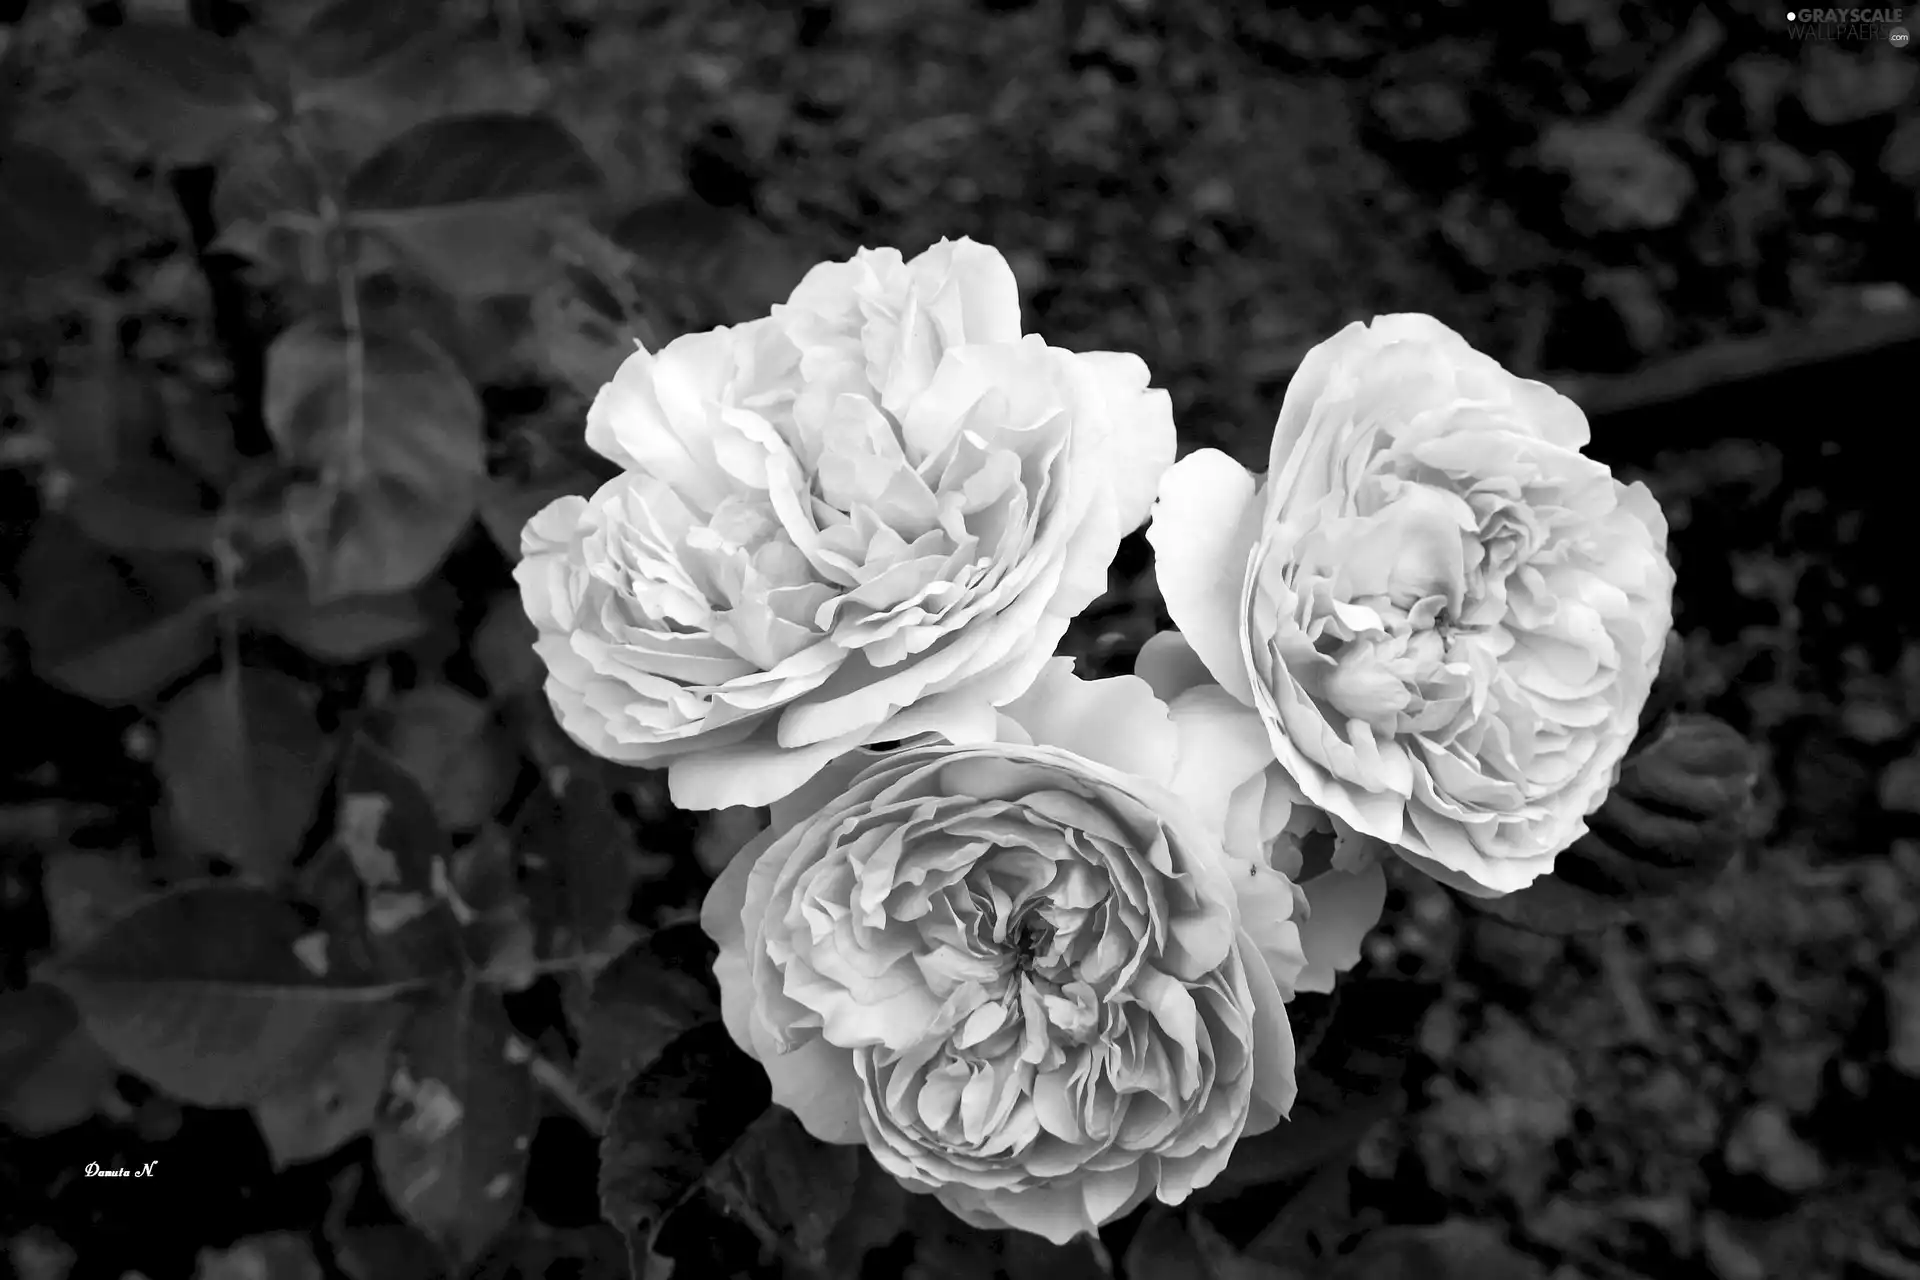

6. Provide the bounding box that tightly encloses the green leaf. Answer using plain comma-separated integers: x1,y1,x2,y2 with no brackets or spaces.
0,984,117,1136
37,882,420,1107
574,925,718,1116
252,1003,404,1168
386,684,516,830
264,322,484,599
515,766,635,963
598,1022,771,1264
344,113,604,298
73,23,275,164
157,668,331,879
372,981,537,1270
0,145,108,282
241,587,431,662
16,519,216,705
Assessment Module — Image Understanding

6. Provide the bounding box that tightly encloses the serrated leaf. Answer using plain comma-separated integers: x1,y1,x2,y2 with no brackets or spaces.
1124,1209,1297,1280
372,981,536,1270
708,1109,874,1276
0,145,108,282
265,322,483,599
515,767,634,963
16,519,216,705
241,587,431,662
386,685,515,830
38,882,420,1107
344,113,603,298
74,23,274,164
598,1022,771,1263
0,983,117,1136
157,668,330,879
574,926,717,1116
252,1004,404,1168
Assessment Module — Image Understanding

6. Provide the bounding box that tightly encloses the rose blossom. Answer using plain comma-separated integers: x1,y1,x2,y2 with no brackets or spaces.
1147,314,1674,896
517,238,1175,810
700,660,1384,1243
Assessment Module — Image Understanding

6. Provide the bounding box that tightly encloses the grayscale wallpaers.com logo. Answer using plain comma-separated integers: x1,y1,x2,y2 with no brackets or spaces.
1787,7,1911,42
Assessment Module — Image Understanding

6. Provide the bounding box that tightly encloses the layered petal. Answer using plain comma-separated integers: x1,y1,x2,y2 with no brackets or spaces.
519,237,1176,809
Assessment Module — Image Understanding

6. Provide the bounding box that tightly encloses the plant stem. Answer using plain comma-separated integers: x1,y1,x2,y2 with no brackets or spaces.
526,1050,608,1135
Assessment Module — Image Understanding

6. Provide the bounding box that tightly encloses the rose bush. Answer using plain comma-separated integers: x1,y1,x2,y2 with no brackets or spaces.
1148,314,1674,896
700,659,1385,1242
518,237,1175,810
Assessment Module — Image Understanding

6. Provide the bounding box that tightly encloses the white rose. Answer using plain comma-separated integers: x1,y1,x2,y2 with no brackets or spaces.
701,660,1384,1243
517,237,1175,809
1147,314,1674,896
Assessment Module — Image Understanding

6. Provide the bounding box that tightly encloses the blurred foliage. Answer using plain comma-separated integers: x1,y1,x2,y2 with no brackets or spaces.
0,1,1911,1279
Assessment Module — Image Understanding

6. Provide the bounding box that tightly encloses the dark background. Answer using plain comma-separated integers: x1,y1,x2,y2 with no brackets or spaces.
1,1,1918,1278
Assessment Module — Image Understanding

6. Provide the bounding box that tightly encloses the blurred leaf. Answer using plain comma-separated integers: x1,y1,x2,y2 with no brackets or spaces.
1453,872,1634,936
38,882,419,1106
0,144,108,281
241,587,431,661
0,984,117,1136
1241,1155,1358,1270
345,113,604,298
611,197,810,327
193,1233,325,1280
252,1003,404,1168
708,1109,894,1277
43,849,153,952
515,766,634,962
444,826,539,990
574,924,718,1117
386,684,515,830
1203,978,1434,1198
73,23,275,164
598,1022,771,1266
372,980,537,1271
157,668,330,879
335,734,470,980
472,593,543,698
527,271,641,397
478,470,601,560
292,0,452,82
17,519,216,705
1323,1220,1545,1280
330,1224,449,1280
65,475,221,554
1124,1208,1298,1280
265,322,483,599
